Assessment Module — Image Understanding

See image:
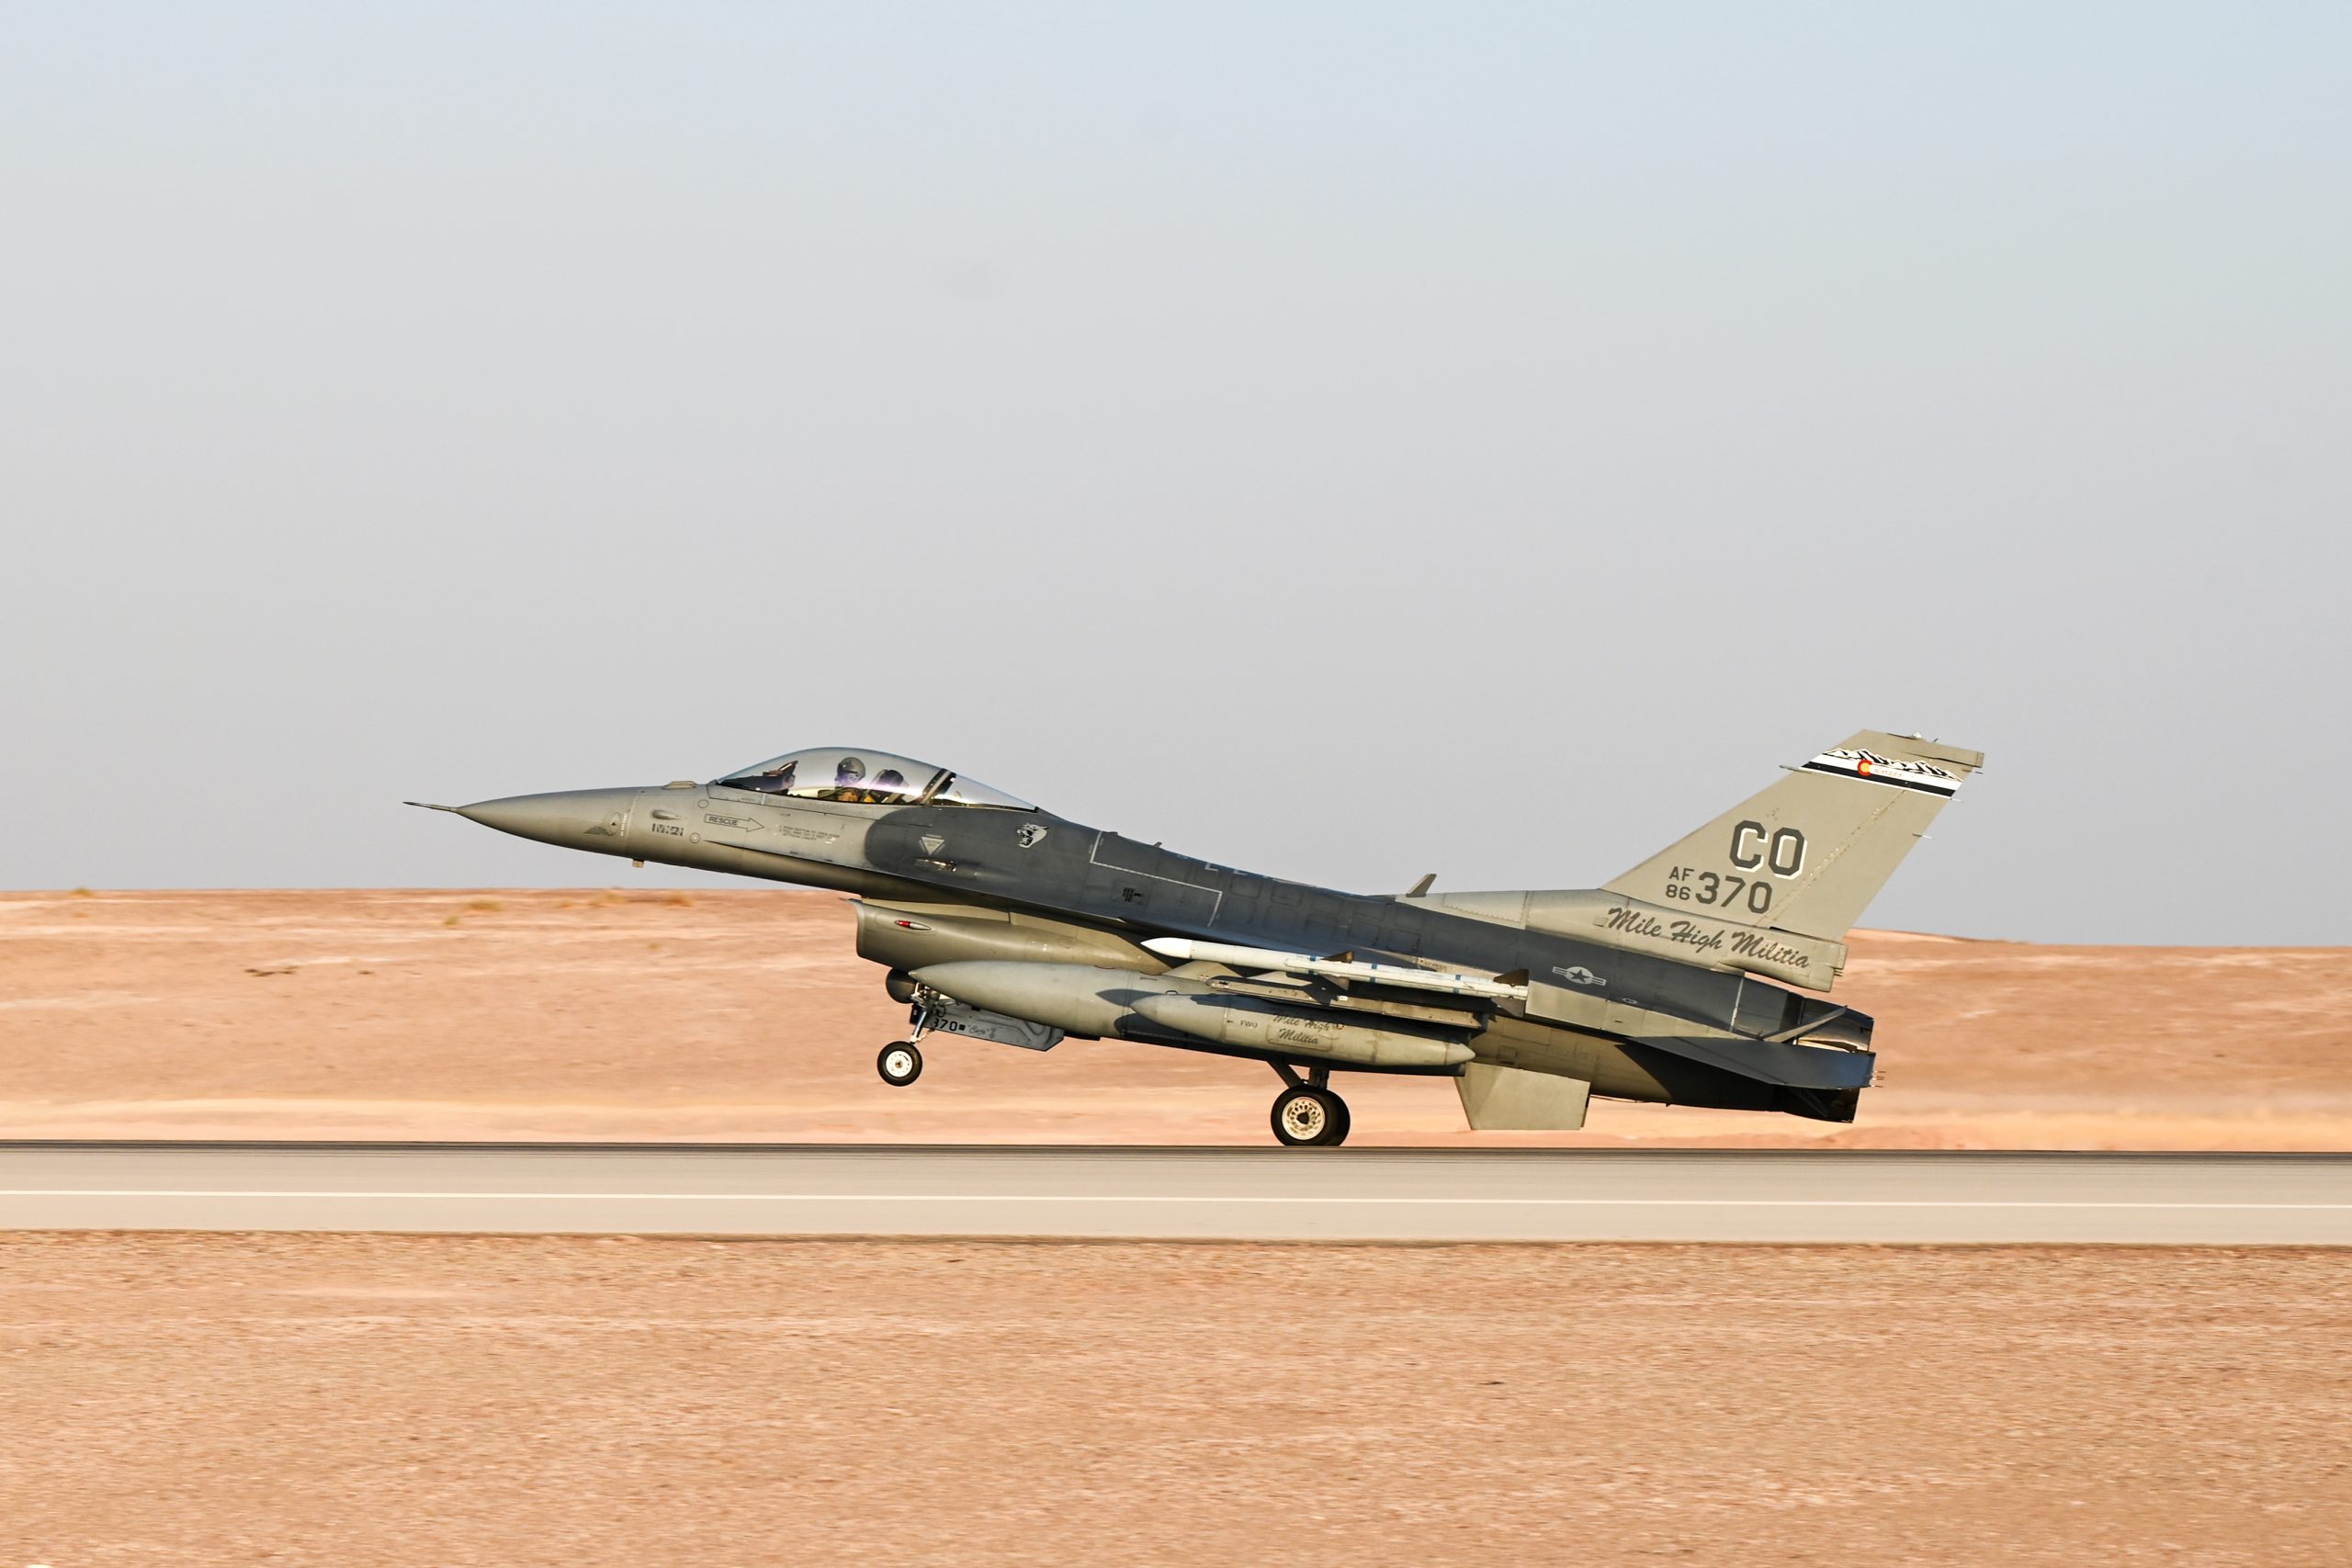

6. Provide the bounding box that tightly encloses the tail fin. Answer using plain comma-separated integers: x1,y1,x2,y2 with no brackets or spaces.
1603,730,1984,943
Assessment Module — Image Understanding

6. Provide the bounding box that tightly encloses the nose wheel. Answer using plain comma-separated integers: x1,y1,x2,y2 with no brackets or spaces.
877,1042,923,1087
1272,1084,1350,1147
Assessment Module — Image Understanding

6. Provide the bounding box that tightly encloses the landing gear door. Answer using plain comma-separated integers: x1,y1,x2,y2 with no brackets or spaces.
923,1002,1063,1053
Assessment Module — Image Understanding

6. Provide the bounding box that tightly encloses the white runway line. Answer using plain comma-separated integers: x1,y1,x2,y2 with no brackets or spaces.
7,1190,2352,1211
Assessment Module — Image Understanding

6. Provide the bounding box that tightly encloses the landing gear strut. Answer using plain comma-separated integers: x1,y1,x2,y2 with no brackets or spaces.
878,989,940,1087
1269,1064,1351,1147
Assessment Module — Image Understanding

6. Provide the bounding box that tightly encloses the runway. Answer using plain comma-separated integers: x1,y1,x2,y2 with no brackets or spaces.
5,1143,2350,1243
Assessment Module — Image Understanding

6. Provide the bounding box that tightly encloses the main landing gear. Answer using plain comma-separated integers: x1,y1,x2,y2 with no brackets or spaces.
1270,1064,1351,1147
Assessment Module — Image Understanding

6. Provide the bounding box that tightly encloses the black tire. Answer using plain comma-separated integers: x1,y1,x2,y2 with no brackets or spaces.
1272,1085,1343,1147
877,1041,923,1087
1324,1092,1351,1147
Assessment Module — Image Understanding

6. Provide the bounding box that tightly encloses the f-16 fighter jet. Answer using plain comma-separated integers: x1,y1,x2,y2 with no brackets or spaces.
413,730,1981,1145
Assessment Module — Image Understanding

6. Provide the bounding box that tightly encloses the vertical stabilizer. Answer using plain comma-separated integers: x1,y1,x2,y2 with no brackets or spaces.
1601,731,1984,942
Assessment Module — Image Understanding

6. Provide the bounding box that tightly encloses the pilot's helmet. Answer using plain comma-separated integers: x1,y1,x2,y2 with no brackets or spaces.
834,757,866,785
873,768,907,797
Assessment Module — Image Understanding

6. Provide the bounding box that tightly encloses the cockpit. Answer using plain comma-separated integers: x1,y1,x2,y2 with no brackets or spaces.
713,749,1035,810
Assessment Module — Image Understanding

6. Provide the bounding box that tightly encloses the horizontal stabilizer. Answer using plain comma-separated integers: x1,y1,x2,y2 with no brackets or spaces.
1631,1032,1875,1092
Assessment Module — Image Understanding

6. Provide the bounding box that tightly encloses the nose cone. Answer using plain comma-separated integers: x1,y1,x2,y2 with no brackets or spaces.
458,787,639,853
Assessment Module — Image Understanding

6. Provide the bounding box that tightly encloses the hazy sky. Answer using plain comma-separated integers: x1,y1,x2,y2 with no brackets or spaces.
5,4,2347,943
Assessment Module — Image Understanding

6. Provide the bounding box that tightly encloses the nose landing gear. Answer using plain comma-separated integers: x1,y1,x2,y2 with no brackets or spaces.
877,986,942,1087
1270,1065,1351,1147
877,1041,923,1087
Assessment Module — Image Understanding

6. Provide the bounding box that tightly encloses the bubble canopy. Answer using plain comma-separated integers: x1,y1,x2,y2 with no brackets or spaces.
713,749,1035,810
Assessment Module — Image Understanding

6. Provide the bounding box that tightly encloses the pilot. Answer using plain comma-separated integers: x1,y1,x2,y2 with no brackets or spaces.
869,768,908,804
830,756,867,802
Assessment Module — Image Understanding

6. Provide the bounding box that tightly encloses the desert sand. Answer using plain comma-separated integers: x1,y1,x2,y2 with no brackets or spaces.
7,896,2350,1566
6,1233,2348,1566
4,888,2348,1146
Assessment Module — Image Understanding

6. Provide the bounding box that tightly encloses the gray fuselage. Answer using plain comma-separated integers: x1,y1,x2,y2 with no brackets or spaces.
451,778,1872,1121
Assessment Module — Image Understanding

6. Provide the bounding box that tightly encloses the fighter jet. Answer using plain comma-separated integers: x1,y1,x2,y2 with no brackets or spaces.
413,730,1982,1145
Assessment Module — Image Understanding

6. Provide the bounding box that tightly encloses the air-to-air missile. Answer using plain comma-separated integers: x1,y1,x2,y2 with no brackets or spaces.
413,731,1981,1145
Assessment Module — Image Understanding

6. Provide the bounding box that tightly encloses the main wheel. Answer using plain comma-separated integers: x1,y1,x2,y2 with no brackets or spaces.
1272,1085,1348,1147
877,1041,923,1087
